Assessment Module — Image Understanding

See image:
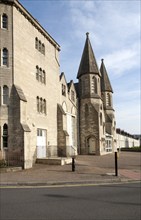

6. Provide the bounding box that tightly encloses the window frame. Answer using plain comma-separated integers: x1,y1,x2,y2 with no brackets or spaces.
42,70,46,84
2,48,8,66
71,90,75,102
3,124,8,148
39,41,42,52
35,37,38,50
62,84,66,96
3,85,9,105
37,96,46,115
91,76,97,94
42,44,45,55
2,14,8,29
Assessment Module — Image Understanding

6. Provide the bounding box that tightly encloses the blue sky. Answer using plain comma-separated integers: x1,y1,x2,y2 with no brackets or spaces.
20,0,140,134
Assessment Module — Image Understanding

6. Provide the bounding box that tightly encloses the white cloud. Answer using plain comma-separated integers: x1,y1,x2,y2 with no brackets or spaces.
115,105,140,134
69,1,140,48
100,42,140,76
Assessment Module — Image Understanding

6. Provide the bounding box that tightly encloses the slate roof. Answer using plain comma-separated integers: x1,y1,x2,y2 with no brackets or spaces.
57,104,66,115
21,123,31,132
74,83,79,98
100,59,113,93
77,33,101,79
14,85,27,101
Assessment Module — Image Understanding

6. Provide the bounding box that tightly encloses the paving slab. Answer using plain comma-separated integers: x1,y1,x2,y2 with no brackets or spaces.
0,152,140,186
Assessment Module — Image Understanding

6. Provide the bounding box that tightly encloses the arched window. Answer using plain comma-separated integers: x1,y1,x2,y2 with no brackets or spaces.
40,98,43,113
35,37,38,49
37,96,39,112
42,44,45,55
39,68,42,82
42,71,46,84
62,84,66,96
3,85,9,105
3,124,8,148
43,99,46,114
106,93,111,106
36,66,39,80
2,48,8,66
2,14,8,29
91,76,97,94
39,41,41,52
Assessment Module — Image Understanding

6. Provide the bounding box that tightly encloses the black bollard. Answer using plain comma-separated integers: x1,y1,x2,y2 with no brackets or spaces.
115,152,118,176
72,157,75,172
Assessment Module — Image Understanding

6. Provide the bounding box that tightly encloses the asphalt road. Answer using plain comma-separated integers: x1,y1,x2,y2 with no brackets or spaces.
0,182,140,220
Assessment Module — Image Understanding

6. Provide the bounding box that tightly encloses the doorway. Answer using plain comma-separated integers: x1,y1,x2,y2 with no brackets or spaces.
37,129,47,158
88,137,96,154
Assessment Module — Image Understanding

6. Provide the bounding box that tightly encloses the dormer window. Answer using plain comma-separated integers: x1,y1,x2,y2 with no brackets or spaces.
2,14,8,29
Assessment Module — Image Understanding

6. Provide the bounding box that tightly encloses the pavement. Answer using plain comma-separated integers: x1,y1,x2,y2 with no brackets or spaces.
0,152,141,186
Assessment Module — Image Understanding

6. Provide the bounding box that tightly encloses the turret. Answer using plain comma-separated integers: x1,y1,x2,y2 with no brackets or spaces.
77,33,104,155
100,59,113,110
77,33,101,99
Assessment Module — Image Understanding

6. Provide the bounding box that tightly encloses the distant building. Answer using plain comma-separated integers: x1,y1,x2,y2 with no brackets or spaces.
116,129,140,149
0,0,139,169
133,135,141,147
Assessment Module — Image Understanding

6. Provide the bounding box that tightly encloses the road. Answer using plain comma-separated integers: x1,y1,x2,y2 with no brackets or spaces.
0,182,140,220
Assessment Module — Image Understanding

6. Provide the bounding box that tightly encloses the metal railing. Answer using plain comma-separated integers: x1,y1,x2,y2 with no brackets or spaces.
1,151,23,168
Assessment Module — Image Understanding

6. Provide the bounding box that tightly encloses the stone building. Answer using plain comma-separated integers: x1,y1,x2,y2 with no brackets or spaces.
1,0,138,169
0,0,77,168
76,33,116,155
116,129,140,149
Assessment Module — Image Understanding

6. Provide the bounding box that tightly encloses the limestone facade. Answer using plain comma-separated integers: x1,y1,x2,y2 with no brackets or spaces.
0,0,139,168
0,0,77,168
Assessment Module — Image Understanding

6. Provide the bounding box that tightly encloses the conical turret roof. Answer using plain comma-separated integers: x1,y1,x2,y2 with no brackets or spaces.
77,33,101,79
100,59,113,93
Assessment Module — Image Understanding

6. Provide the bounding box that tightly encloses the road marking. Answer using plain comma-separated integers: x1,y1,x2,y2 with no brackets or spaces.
0,181,140,189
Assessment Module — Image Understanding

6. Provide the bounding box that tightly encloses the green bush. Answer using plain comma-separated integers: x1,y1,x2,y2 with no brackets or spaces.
121,146,141,152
